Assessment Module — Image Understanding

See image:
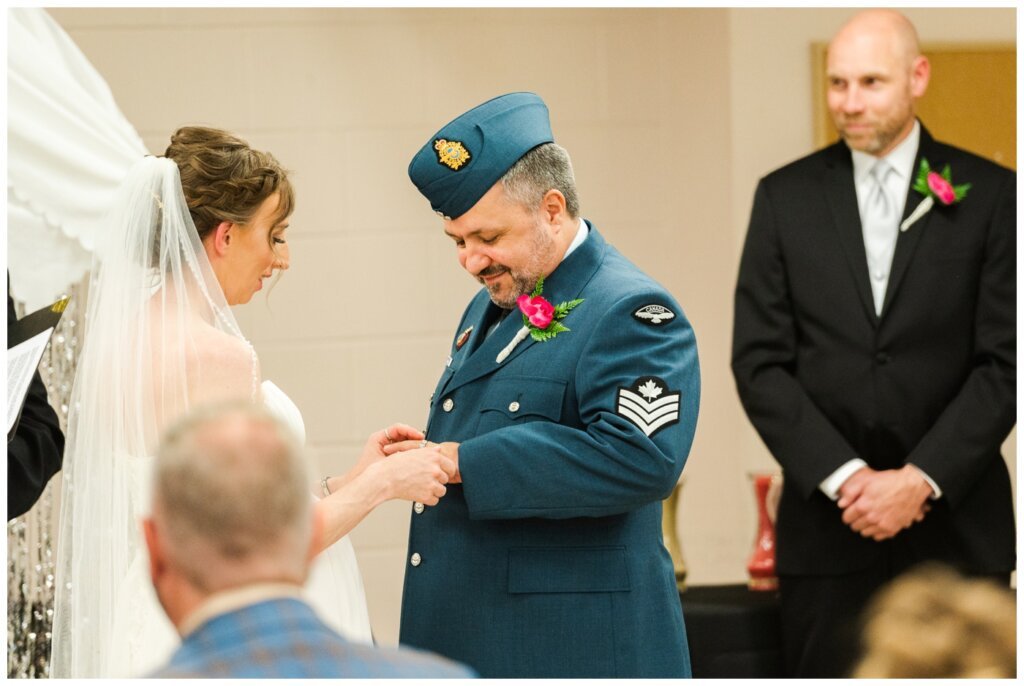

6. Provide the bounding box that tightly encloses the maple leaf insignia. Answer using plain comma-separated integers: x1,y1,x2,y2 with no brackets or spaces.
638,379,663,400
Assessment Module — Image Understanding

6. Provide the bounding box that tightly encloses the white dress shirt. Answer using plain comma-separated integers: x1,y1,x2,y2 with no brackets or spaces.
820,121,940,501
851,120,919,315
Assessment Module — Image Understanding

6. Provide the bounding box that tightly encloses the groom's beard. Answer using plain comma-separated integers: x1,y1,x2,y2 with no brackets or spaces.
478,225,557,309
478,265,538,310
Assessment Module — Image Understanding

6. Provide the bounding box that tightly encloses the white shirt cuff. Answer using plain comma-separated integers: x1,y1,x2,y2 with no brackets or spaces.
819,458,868,501
908,464,942,499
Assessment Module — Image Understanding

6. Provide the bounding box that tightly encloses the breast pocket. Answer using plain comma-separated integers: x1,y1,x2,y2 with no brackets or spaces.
476,376,566,435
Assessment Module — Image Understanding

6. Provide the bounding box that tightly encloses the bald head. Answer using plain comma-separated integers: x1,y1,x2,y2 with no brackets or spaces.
826,10,930,157
831,10,922,71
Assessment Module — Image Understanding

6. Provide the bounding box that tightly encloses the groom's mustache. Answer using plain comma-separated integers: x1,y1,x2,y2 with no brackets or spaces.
476,265,508,279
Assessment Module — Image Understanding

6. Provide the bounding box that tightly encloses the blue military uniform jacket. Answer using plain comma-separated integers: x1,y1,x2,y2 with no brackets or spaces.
150,597,474,678
399,224,700,678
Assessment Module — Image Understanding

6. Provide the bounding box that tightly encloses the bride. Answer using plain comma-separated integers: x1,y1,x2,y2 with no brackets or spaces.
50,127,454,678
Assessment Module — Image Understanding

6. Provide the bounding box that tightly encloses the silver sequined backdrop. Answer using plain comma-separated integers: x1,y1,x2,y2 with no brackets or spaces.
8,278,88,679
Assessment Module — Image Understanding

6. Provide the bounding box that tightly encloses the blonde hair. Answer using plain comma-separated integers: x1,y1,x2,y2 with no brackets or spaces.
153,402,312,591
853,563,1016,678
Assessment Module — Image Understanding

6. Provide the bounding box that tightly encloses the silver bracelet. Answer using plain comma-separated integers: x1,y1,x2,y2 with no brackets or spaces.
321,475,332,497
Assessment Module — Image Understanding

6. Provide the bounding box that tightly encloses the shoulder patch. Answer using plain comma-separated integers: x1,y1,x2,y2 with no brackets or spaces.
633,304,676,326
616,376,681,437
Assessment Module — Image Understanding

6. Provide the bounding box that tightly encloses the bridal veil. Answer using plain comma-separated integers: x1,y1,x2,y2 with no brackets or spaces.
50,157,255,677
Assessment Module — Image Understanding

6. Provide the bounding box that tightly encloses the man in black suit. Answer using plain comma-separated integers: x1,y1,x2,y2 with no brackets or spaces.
732,9,1015,678
8,283,65,520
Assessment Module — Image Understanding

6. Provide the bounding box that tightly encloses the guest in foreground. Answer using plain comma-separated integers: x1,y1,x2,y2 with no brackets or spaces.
393,92,700,677
732,9,1015,677
853,563,1015,678
145,401,474,678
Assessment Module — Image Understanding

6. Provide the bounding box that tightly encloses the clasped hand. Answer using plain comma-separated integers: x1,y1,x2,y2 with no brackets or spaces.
837,465,933,541
356,424,457,506
383,438,462,485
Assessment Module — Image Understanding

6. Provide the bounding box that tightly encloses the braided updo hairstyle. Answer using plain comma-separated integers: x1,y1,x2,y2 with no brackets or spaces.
163,126,294,240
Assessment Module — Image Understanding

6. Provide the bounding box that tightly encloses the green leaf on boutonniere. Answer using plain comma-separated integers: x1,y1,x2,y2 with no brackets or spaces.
953,183,972,202
912,159,931,196
530,278,545,298
530,320,569,342
553,298,584,318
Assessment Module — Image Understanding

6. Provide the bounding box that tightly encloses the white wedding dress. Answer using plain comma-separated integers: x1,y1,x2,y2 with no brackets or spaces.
52,158,374,677
104,380,373,677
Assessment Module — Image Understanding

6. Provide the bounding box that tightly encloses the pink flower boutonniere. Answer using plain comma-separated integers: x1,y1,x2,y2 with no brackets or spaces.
517,293,555,329
900,159,972,232
517,278,583,342
496,278,584,363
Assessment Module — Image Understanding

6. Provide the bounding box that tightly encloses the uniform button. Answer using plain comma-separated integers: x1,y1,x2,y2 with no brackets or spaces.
875,352,891,365
443,398,454,412
410,553,422,567
508,401,520,413
413,502,425,514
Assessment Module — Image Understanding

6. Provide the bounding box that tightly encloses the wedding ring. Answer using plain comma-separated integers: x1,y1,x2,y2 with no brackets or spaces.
419,439,428,449
320,476,333,497
384,427,393,443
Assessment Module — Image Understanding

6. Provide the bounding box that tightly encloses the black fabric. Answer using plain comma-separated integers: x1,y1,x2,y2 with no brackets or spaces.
778,544,920,678
679,584,784,678
780,558,1012,678
7,284,65,519
732,125,1016,679
732,127,1016,576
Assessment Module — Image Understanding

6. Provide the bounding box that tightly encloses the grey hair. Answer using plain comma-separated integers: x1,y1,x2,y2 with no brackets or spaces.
153,401,312,590
500,142,580,218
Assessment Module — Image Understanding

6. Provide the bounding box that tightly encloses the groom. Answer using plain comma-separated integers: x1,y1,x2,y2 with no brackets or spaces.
397,92,700,677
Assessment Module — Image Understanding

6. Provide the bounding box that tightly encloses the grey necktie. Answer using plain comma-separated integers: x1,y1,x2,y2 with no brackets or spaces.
863,159,897,315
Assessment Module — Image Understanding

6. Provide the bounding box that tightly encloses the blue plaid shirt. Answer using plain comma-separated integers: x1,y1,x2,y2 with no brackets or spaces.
149,597,474,678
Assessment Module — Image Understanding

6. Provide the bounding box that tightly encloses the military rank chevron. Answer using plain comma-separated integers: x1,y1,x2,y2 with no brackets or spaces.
616,376,681,438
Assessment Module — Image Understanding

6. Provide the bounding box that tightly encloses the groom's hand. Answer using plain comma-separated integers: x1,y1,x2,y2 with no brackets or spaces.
384,439,462,484
437,442,461,484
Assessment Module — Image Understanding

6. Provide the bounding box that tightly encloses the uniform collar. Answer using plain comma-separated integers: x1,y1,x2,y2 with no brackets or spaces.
444,222,606,390
562,217,589,260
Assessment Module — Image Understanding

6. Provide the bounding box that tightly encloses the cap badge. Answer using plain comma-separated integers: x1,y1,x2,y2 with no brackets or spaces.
434,138,471,171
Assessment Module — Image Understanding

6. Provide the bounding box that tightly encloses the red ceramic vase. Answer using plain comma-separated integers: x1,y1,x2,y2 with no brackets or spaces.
747,472,780,591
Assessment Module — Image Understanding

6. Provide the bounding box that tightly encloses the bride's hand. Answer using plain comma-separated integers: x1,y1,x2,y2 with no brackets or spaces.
352,423,425,479
368,447,456,506
383,440,461,484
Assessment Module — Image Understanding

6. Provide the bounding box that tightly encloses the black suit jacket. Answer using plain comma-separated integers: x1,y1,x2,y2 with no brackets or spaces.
7,287,64,520
732,125,1015,575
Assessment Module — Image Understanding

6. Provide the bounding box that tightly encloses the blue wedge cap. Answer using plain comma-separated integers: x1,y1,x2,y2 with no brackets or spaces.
408,92,554,220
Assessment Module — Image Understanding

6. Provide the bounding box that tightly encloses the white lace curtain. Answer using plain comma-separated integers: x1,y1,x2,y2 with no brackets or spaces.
8,7,147,310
